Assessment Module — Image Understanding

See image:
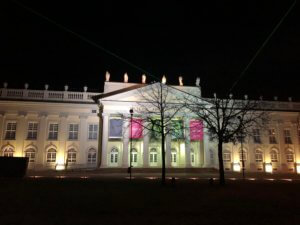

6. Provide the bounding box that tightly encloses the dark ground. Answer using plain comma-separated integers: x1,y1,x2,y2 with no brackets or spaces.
1,172,300,225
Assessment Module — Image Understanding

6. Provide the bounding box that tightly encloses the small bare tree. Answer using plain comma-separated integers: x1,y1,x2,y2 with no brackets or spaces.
185,93,268,185
133,82,184,185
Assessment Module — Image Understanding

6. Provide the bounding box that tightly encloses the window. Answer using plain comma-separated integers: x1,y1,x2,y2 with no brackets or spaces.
67,149,77,163
286,149,294,163
47,149,56,163
255,149,263,162
3,147,14,157
253,129,261,144
284,129,292,144
191,149,195,164
171,149,177,163
223,151,231,162
5,122,17,140
268,129,277,144
109,118,123,138
88,124,98,140
149,148,157,163
130,148,138,163
25,148,36,162
209,149,214,164
48,123,58,140
270,150,278,162
239,150,247,162
68,124,79,140
87,149,97,164
27,122,38,140
110,148,119,164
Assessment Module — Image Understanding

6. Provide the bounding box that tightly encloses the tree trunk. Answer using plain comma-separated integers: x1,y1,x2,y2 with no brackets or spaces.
217,140,225,186
161,133,166,185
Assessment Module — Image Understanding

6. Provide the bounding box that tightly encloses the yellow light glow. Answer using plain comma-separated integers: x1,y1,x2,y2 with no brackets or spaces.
57,156,65,165
233,163,241,172
265,163,273,173
55,164,65,171
296,164,300,174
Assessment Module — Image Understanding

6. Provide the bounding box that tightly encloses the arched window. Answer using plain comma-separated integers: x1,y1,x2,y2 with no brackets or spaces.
47,149,56,163
25,148,36,162
171,149,177,163
130,148,138,163
223,150,231,162
270,149,278,163
255,149,263,162
149,148,157,163
239,149,247,162
190,149,195,164
3,147,14,157
286,149,294,163
110,148,119,164
88,148,97,164
67,149,77,163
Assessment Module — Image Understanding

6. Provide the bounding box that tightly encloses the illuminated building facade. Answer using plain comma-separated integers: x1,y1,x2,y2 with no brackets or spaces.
0,77,300,173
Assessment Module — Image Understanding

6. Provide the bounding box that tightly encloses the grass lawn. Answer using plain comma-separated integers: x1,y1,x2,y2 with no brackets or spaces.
0,178,299,225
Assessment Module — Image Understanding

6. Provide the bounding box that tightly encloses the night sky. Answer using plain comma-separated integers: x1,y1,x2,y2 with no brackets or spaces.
1,0,300,100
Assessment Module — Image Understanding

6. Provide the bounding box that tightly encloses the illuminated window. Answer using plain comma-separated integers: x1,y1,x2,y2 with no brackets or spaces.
5,122,17,140
87,148,97,164
286,149,294,163
223,151,231,162
130,148,138,163
110,148,119,164
270,149,278,163
209,149,214,164
255,149,263,162
253,129,261,144
25,148,36,162
191,149,195,164
3,147,14,157
268,129,277,144
48,123,58,140
67,149,77,163
68,124,79,140
149,148,157,163
239,149,247,162
27,122,38,140
171,149,177,163
284,129,292,144
47,149,56,163
88,124,98,140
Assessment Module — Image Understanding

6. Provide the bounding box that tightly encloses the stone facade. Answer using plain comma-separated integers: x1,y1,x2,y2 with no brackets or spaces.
0,81,300,173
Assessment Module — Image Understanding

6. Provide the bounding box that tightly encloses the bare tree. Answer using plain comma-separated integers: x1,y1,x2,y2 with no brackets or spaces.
132,82,184,185
184,93,268,185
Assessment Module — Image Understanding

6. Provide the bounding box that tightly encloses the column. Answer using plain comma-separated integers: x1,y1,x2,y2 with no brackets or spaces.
122,119,129,167
16,112,27,157
101,114,109,167
58,113,68,165
277,120,284,171
79,115,88,165
291,122,299,166
202,127,209,167
166,133,171,167
0,113,5,151
184,118,191,168
143,128,149,168
36,113,47,167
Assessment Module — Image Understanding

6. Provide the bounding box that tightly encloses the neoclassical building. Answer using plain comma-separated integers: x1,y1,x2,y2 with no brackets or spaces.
0,76,300,173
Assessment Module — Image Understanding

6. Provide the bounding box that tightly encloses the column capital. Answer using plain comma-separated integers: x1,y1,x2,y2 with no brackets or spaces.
38,112,48,118
79,114,88,119
59,113,68,118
